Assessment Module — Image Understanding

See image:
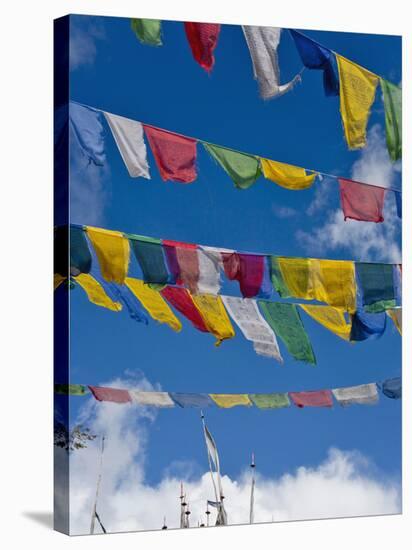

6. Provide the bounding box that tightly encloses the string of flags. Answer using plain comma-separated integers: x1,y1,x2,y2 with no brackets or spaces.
54,224,402,364
129,20,401,159
64,101,402,223
54,377,402,407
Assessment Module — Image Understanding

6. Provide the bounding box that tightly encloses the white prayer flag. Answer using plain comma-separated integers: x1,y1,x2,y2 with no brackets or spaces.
222,296,283,362
242,26,301,99
332,383,379,406
129,391,174,407
104,112,150,178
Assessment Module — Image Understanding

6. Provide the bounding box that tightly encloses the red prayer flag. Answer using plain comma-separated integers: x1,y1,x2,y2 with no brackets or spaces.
163,240,199,292
143,125,197,183
289,390,333,408
339,178,385,223
184,22,221,72
161,286,208,332
88,386,132,404
222,252,264,298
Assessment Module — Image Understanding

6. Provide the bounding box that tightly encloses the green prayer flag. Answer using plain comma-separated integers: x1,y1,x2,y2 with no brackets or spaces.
381,79,402,161
128,234,170,286
249,392,290,409
258,302,316,365
270,257,291,298
131,18,162,46
202,142,262,189
55,384,88,396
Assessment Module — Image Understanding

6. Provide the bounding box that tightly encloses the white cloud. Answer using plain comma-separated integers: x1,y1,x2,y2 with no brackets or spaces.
70,19,106,71
272,204,298,219
61,377,400,535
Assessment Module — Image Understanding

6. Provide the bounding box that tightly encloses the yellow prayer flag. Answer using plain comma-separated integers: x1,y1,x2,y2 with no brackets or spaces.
278,258,356,313
75,273,122,312
260,158,316,190
87,226,130,284
210,394,252,408
192,294,235,346
54,273,66,290
387,308,402,334
336,55,379,150
300,304,351,341
125,278,182,332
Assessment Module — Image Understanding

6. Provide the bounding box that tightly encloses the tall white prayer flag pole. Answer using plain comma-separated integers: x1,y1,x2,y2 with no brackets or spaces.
90,435,105,535
249,452,256,524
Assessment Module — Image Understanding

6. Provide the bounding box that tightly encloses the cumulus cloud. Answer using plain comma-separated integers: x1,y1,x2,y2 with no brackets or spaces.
70,18,106,71
62,377,400,535
297,125,401,262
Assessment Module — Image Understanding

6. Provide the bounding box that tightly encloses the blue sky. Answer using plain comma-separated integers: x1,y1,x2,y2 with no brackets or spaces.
65,14,401,528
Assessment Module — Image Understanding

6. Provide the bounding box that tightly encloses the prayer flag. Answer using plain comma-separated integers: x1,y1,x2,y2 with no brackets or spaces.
249,393,290,409
350,310,386,341
300,304,351,341
143,125,197,183
270,256,291,298
104,112,150,178
96,279,149,324
54,274,66,290
69,102,106,165
170,393,213,408
222,252,267,298
55,384,88,395
289,29,339,96
161,286,208,332
163,240,199,293
278,257,356,313
258,301,316,364
339,178,385,223
86,226,130,284
204,423,221,476
129,391,175,407
192,294,235,345
184,22,220,72
242,26,301,99
89,386,131,404
70,226,92,276
203,143,261,190
75,273,122,312
356,263,396,312
197,246,222,295
289,390,333,408
260,158,316,190
332,383,378,406
382,377,401,399
380,79,402,161
130,18,162,46
336,55,379,149
222,296,282,362
129,235,171,285
210,394,252,408
125,278,182,332
387,308,402,334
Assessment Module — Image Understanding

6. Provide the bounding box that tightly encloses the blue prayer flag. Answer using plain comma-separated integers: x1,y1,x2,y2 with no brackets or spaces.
69,102,106,166
350,310,386,341
170,393,213,408
382,377,401,399
289,29,339,96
